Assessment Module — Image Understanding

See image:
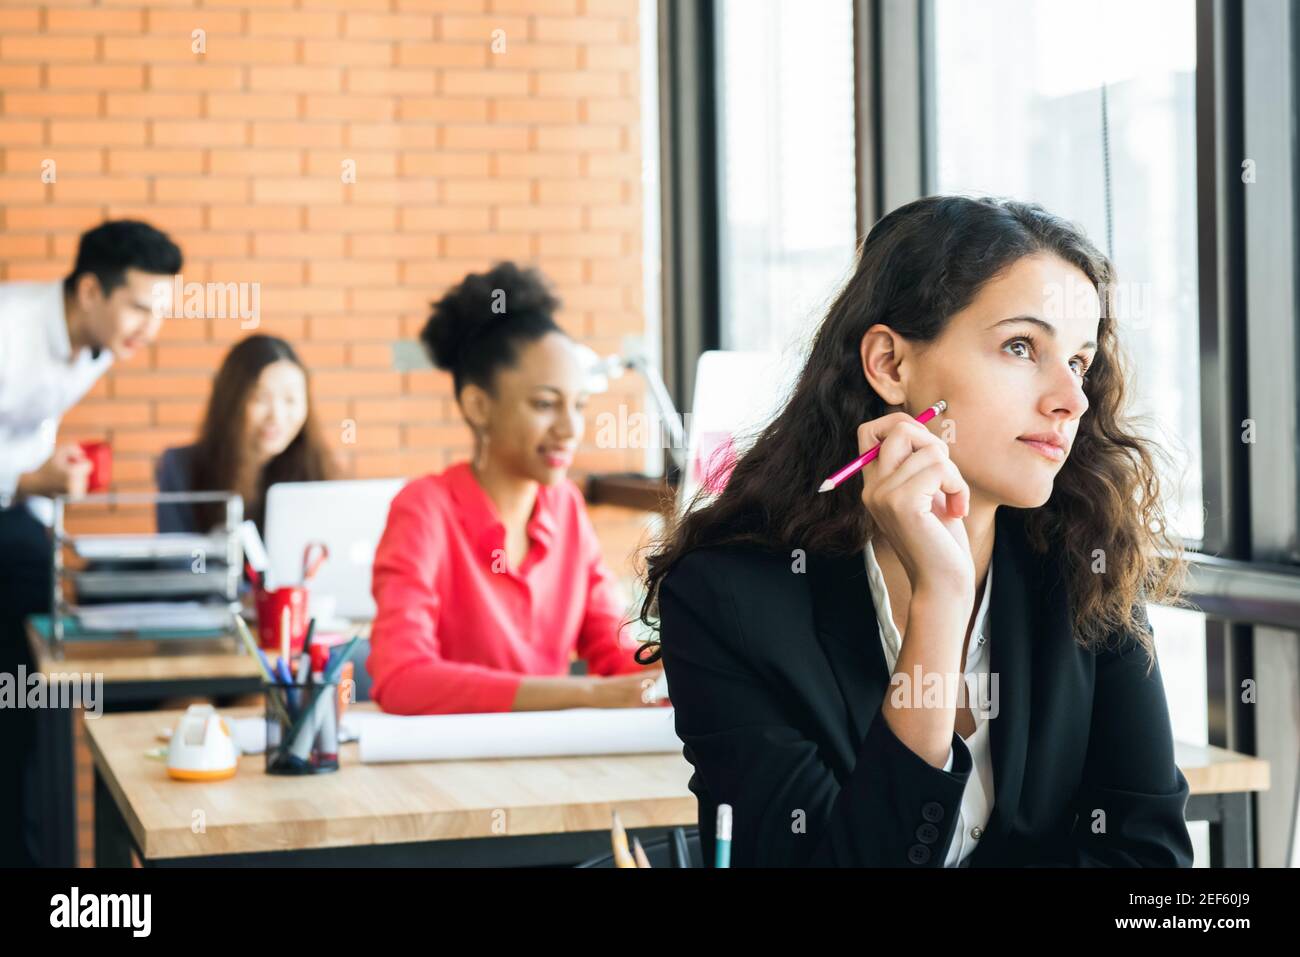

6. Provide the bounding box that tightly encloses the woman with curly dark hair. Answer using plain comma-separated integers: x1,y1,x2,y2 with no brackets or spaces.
636,196,1195,868
366,262,662,716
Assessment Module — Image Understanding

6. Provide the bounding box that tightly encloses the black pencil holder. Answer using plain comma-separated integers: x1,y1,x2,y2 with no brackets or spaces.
265,680,340,775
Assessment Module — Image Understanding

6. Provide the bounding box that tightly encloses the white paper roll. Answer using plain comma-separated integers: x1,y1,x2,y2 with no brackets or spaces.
358,707,681,763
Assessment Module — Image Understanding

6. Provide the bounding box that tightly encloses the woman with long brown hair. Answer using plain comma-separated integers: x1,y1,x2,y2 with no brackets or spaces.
637,195,1195,867
156,334,335,534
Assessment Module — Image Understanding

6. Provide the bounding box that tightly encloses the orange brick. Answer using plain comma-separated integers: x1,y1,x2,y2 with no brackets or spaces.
253,122,343,148
248,66,343,93
397,96,488,122
147,9,244,35
348,343,395,367
304,95,397,122
209,205,304,230
398,151,489,177
441,69,529,97
306,205,397,232
250,11,344,39
197,37,300,66
310,316,402,340
495,206,582,231
350,69,439,96
440,15,528,41
536,70,623,98
534,16,622,43
493,152,582,177
0,234,49,259
443,233,531,259
0,64,41,89
305,150,397,177
536,125,622,151
154,400,206,426
400,207,490,231
3,93,99,117
109,149,203,174
304,39,395,68
0,36,97,61
207,259,304,285
492,43,580,70
250,178,345,205
209,94,300,120
538,178,622,204
52,178,150,203
307,260,398,286
148,65,245,92
396,41,486,68
344,13,434,41
0,8,40,30
493,97,579,124
345,123,440,150
7,149,103,175
208,149,301,176
152,121,249,147
6,206,101,230
153,344,231,369
154,178,250,203
490,0,577,13
438,177,530,205
445,125,532,151
312,369,404,396
346,234,436,258
0,119,44,146
113,375,212,400
0,179,49,203
106,93,203,119
296,343,348,369
48,66,146,90
253,232,345,259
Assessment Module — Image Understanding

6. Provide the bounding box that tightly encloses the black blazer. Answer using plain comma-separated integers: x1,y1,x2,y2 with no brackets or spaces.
658,506,1194,867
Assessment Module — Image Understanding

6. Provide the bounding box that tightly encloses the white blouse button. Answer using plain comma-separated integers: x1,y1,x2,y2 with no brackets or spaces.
970,826,983,840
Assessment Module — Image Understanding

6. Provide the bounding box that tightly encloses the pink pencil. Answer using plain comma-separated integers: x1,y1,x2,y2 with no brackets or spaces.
817,400,948,493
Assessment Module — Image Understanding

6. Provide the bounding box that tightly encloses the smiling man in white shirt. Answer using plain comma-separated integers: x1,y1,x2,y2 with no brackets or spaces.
0,219,181,866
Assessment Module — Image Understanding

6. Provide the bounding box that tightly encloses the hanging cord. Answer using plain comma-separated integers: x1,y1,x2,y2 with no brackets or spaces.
1100,80,1115,261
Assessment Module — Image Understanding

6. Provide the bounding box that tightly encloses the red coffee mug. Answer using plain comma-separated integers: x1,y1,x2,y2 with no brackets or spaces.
255,585,308,654
78,440,112,493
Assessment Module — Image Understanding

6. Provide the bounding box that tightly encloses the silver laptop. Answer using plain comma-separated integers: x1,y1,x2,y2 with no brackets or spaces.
264,478,406,621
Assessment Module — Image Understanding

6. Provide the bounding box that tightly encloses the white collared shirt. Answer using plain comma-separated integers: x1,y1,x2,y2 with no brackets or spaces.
864,537,995,867
0,280,113,523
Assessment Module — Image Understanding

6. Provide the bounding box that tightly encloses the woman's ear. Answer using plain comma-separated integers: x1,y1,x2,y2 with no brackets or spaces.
459,384,491,432
859,324,908,406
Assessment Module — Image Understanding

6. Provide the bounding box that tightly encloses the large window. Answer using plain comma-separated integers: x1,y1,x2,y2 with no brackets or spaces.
931,0,1201,545
714,0,859,358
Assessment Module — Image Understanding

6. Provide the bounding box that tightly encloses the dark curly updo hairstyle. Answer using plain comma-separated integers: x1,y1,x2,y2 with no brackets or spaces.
419,261,565,397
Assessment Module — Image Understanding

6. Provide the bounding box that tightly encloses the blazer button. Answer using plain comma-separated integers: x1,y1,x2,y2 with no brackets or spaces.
907,844,932,865
921,801,944,823
915,822,939,844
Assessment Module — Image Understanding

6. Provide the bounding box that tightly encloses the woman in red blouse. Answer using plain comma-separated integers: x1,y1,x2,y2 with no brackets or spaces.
368,262,663,714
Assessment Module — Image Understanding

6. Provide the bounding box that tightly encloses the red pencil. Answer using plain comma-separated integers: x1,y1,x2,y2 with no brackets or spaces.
817,400,948,493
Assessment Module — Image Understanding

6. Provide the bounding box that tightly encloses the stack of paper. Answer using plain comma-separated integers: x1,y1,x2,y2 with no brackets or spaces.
358,707,681,763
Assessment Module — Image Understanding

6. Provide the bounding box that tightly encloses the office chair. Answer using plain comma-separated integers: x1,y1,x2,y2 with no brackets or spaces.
575,826,702,868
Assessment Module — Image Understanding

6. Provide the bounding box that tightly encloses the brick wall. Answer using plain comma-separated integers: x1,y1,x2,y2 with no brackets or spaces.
0,0,662,866
0,0,650,530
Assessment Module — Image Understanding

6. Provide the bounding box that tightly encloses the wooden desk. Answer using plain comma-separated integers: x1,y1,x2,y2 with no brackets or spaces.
1174,739,1270,868
25,619,370,867
86,704,697,867
84,704,1267,868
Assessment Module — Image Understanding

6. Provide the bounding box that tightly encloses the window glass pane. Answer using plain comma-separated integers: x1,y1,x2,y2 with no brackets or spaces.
930,0,1202,546
715,0,858,357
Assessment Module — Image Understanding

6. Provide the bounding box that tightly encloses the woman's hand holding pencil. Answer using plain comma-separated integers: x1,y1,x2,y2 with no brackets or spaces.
851,406,975,597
